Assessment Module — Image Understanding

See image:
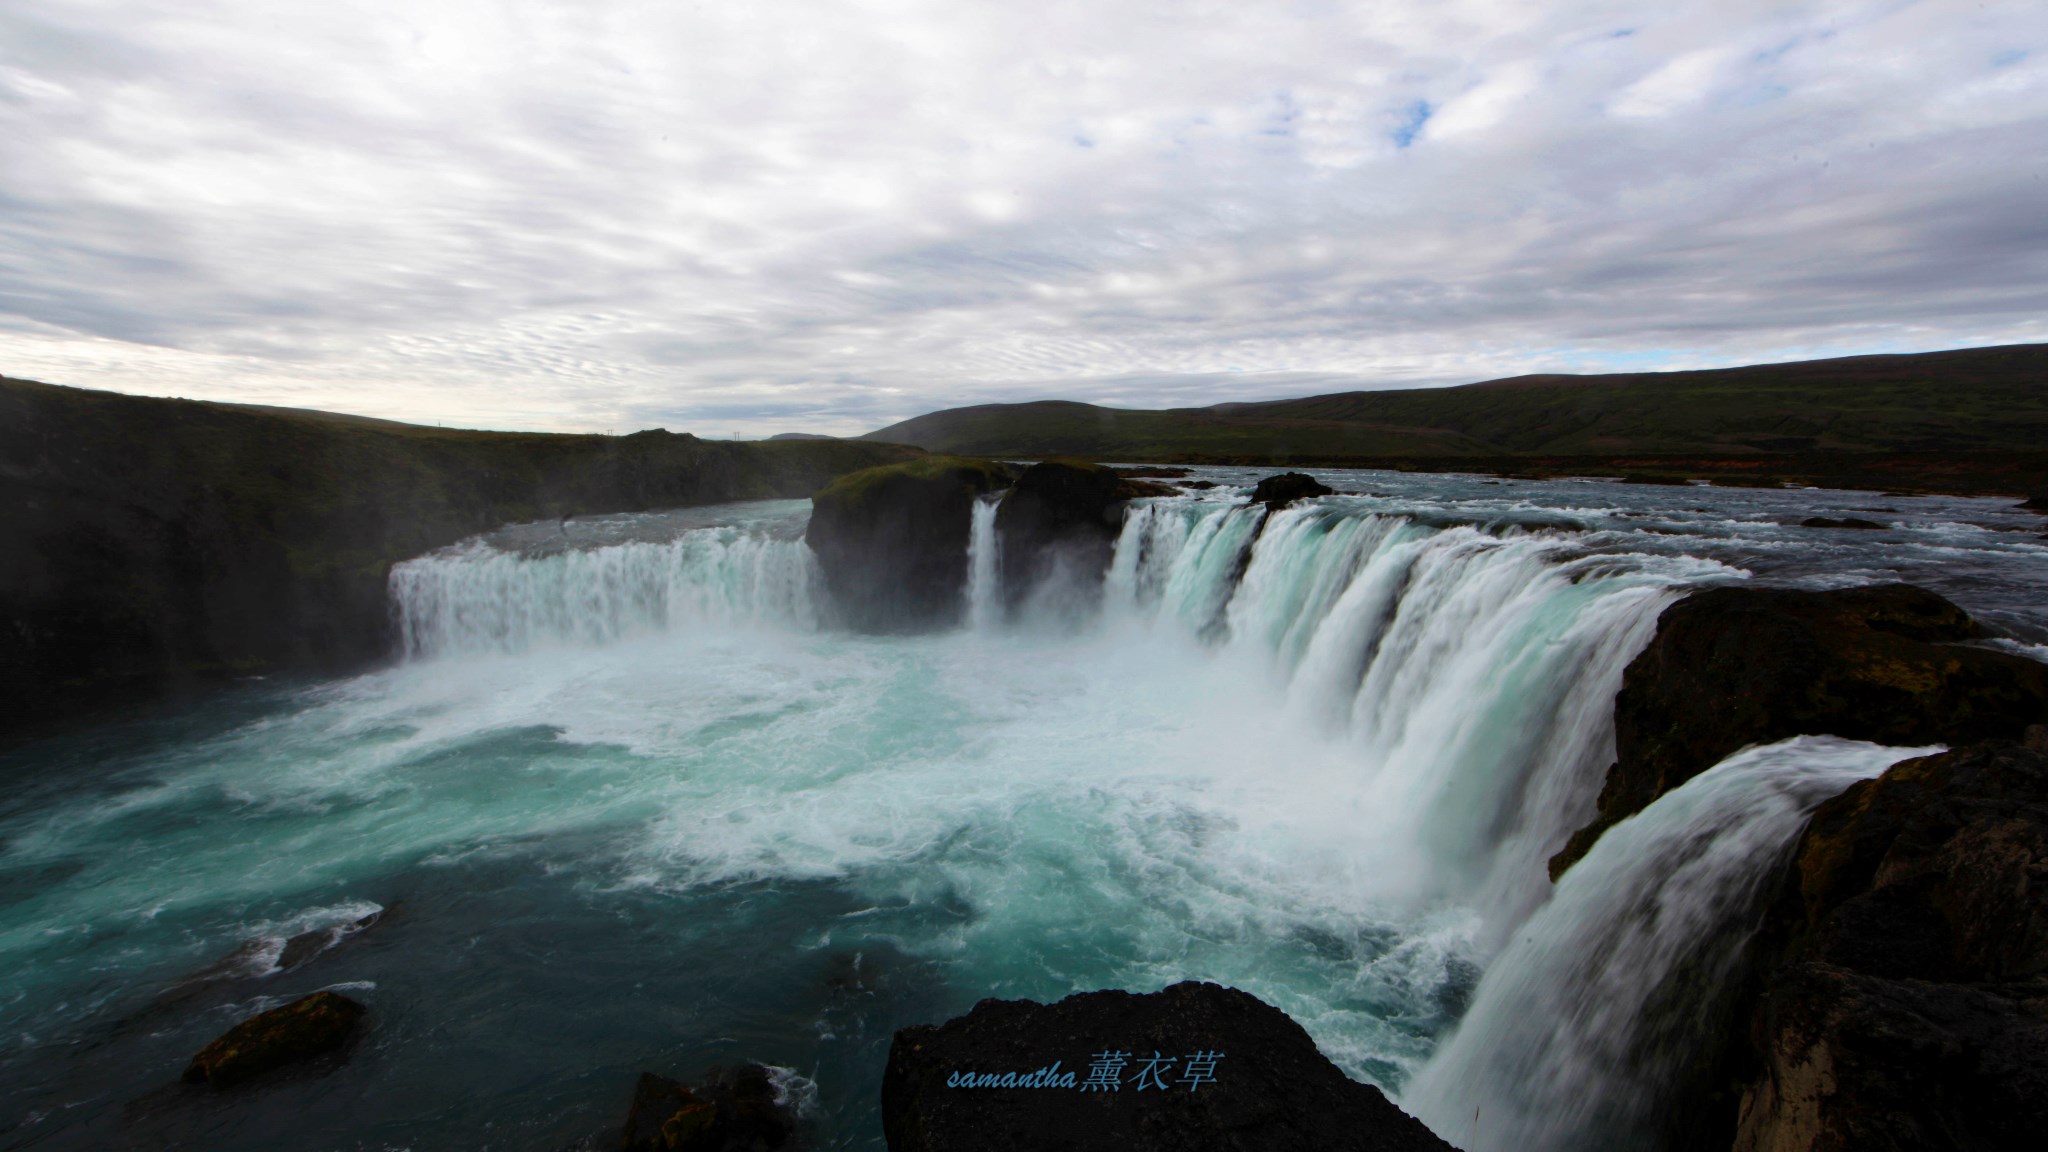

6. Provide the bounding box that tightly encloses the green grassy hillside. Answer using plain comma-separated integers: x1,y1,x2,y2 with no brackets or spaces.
865,344,2048,460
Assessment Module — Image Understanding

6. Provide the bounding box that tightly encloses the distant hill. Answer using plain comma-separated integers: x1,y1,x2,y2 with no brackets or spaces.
770,432,839,440
863,344,2048,459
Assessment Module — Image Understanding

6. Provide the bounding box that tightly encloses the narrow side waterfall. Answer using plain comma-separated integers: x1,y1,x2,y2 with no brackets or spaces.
1400,736,1937,1152
391,526,820,658
965,494,1003,630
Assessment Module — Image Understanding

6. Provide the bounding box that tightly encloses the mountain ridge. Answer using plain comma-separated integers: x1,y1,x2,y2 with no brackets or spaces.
862,343,2048,461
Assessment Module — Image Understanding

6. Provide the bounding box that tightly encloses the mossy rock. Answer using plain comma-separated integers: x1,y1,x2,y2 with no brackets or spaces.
806,456,1015,631
181,990,366,1088
809,455,1014,516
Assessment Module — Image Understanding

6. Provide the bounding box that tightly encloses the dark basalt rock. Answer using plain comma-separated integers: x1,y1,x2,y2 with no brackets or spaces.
1550,584,2048,879
994,460,1167,613
1247,472,1334,507
2018,495,2048,512
881,981,1454,1152
621,1065,794,1152
277,904,392,973
181,990,366,1088
805,456,1014,631
1728,743,2048,1151
1801,516,1886,530
1180,479,1218,490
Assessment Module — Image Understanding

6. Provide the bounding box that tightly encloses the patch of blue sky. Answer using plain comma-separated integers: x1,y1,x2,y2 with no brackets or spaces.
1992,48,2028,68
1392,101,1432,149
1261,90,1301,138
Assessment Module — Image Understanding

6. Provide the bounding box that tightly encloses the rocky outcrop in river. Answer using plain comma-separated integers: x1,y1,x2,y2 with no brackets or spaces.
994,460,1171,613
805,455,1016,630
881,981,1453,1152
621,1065,797,1152
1552,584,2048,878
1248,471,1333,507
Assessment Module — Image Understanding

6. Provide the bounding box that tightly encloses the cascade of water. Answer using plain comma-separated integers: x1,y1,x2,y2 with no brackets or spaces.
1107,498,1724,925
390,526,820,658
965,494,1004,630
1399,736,1935,1152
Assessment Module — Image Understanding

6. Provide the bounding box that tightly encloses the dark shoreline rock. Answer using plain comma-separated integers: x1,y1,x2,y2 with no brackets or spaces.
181,991,366,1089
994,460,1169,614
805,456,1014,631
621,1065,795,1152
1726,742,2048,1151
881,981,1453,1152
1551,584,2048,879
1248,472,1334,508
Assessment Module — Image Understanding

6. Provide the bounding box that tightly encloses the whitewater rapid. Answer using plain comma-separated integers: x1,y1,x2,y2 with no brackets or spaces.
6,471,2043,1150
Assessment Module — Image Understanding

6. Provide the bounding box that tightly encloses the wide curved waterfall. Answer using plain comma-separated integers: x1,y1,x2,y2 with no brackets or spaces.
391,496,1699,939
8,472,2044,1151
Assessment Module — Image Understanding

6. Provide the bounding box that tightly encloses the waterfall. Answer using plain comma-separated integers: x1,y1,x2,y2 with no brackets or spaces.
390,525,821,658
1108,497,1726,926
1399,736,1937,1152
965,494,1003,630
389,494,1728,932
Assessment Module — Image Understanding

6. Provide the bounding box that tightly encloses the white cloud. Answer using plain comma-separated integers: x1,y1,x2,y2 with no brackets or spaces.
1,0,2045,437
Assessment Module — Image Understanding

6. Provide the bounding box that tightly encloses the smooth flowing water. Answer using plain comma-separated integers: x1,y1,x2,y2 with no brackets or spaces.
2,470,2043,1150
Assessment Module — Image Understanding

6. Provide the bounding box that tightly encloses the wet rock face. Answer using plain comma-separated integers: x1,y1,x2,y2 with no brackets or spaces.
1800,517,1886,530
1248,472,1334,507
1551,584,2048,878
993,460,1168,613
805,457,1014,631
621,1065,795,1152
1731,743,2048,1152
181,991,366,1089
880,981,1454,1152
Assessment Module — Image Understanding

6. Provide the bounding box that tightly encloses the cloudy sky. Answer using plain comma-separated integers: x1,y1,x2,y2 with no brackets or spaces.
2,1,2044,437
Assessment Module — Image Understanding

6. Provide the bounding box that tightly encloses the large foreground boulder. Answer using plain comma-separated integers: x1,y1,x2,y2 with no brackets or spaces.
1551,584,2048,878
994,460,1171,613
881,981,1454,1152
805,456,1013,630
181,990,366,1088
1730,742,2048,1151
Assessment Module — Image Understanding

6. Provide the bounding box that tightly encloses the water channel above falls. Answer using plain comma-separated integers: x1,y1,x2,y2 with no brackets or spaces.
3,468,2044,1150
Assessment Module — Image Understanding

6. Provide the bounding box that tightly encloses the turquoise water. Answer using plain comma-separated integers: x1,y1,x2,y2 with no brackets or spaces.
3,473,2043,1149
